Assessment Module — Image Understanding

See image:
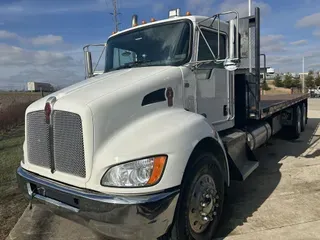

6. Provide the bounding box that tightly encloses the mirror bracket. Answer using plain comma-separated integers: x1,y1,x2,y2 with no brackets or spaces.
83,43,107,79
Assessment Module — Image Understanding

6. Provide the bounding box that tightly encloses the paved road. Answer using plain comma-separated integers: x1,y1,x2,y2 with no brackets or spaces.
6,99,320,240
215,98,320,239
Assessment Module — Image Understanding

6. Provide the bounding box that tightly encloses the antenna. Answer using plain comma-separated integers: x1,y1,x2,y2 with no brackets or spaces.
110,0,121,32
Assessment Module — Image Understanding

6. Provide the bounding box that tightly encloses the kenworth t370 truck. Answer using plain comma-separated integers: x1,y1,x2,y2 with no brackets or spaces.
17,7,309,240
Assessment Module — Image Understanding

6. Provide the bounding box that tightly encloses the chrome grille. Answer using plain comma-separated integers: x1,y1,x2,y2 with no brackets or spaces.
26,110,86,178
53,111,86,178
27,111,51,168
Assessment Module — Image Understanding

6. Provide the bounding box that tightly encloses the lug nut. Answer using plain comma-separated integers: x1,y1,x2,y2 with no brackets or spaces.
205,194,210,198
215,203,219,207
213,211,217,216
202,216,209,221
201,202,207,207
200,211,207,216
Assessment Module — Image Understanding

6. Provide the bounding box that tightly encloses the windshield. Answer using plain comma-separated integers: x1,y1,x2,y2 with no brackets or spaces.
105,21,191,72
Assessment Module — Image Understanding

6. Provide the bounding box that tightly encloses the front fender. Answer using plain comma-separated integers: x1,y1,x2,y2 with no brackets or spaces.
86,108,227,194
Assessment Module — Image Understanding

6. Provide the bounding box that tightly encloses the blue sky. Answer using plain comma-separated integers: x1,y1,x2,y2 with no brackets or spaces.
1,0,320,90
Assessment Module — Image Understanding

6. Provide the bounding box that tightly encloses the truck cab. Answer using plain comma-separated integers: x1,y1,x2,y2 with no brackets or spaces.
17,7,309,240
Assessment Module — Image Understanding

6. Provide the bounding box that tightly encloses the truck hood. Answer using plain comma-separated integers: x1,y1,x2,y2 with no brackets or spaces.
23,65,184,189
30,66,173,108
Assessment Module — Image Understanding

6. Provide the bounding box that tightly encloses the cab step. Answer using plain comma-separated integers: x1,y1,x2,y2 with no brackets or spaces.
221,129,259,181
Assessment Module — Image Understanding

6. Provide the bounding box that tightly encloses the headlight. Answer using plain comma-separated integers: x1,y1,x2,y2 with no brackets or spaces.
101,156,167,187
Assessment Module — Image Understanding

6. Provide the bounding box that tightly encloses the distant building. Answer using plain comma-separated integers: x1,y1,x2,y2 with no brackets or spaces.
299,72,308,79
27,82,54,92
260,67,275,80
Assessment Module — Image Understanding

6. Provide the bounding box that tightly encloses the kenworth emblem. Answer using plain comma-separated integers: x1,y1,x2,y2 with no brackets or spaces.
44,96,57,124
44,96,57,173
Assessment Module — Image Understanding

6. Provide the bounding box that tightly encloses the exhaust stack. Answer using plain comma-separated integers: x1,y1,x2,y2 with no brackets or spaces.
132,14,138,27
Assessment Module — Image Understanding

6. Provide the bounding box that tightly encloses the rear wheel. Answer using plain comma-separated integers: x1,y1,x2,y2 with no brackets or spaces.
160,152,224,240
301,103,307,132
287,105,301,139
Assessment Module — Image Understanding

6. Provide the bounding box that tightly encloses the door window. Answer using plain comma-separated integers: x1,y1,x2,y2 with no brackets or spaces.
198,29,227,61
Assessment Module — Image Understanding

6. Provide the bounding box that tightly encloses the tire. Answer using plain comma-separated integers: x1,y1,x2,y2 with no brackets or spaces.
160,152,224,240
301,103,307,132
288,105,301,139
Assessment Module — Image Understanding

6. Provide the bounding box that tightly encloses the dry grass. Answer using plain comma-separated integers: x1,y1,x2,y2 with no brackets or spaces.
0,92,49,239
0,92,43,132
263,80,295,95
0,126,27,240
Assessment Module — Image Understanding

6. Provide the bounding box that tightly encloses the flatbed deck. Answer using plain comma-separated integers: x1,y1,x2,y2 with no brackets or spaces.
260,93,309,118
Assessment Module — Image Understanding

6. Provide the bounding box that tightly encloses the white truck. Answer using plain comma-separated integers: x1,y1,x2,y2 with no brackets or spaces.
27,81,54,92
17,7,309,240
309,86,320,98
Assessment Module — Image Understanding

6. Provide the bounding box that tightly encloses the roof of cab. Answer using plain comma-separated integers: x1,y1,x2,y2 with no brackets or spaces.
107,15,228,40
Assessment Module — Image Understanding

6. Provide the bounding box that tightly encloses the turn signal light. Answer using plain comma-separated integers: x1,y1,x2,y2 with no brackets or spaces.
186,11,192,16
151,18,156,22
147,156,167,185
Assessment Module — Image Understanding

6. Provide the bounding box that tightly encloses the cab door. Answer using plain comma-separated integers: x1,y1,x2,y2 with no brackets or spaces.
195,28,231,127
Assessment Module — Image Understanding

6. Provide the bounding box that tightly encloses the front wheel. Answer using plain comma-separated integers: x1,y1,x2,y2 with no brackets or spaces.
160,153,225,240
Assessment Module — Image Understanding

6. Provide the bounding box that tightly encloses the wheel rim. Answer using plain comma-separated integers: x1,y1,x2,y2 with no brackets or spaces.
188,174,219,233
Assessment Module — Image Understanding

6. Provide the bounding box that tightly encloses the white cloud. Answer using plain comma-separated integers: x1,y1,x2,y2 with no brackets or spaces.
290,40,308,46
31,35,63,46
296,12,320,28
266,46,320,72
0,43,78,67
0,43,83,90
0,30,20,39
261,35,286,52
308,63,320,69
1,67,82,90
313,30,320,37
0,30,64,46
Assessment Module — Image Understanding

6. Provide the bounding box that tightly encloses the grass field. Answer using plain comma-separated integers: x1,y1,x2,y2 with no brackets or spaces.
0,92,46,239
0,92,46,132
263,80,296,95
0,126,28,240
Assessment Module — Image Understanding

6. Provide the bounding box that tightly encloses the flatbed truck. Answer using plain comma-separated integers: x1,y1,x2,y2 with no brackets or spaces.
17,7,309,240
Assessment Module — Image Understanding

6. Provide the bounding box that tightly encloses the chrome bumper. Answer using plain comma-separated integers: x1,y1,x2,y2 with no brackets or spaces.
16,166,180,240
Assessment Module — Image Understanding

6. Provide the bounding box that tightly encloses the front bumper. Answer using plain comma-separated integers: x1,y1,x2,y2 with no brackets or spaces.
17,166,180,240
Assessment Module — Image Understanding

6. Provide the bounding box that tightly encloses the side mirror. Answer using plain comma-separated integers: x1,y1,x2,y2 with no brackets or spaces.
224,58,238,71
224,16,240,72
83,43,107,79
84,51,93,79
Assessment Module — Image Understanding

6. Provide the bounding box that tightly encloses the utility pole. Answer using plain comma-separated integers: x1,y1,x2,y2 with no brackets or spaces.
302,56,305,93
110,0,121,65
111,0,120,32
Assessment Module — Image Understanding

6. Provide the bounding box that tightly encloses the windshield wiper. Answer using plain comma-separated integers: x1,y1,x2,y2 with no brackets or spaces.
114,60,152,70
